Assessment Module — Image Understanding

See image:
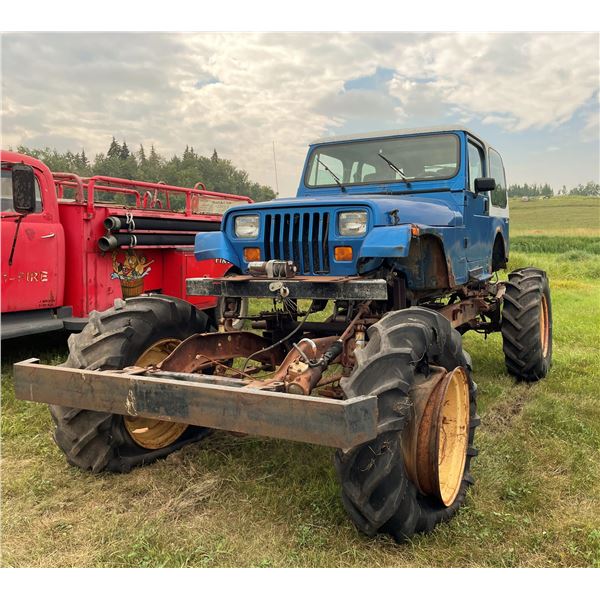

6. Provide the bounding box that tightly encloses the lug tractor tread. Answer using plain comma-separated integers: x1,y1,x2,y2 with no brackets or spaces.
335,307,478,542
501,268,552,381
50,294,211,474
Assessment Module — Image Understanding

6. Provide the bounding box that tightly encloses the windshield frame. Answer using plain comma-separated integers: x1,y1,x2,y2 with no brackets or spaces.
303,132,461,190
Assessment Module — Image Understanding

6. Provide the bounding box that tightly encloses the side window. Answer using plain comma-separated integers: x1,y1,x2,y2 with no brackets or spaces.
489,148,507,208
308,153,344,186
468,142,484,192
1,169,43,213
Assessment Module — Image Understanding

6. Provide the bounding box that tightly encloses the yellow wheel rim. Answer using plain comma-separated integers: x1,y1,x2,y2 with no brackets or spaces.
124,338,189,450
540,295,549,358
436,367,470,507
402,366,471,507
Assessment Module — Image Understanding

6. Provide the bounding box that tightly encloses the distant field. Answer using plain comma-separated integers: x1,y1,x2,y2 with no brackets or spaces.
1,195,599,567
509,195,600,236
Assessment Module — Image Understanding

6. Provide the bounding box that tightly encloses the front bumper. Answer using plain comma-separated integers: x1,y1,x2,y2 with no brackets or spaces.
14,359,378,449
187,275,389,300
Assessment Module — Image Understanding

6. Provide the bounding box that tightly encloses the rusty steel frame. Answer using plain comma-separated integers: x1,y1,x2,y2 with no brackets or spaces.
187,275,389,300
13,359,378,449
159,331,285,373
11,280,503,451
436,296,496,329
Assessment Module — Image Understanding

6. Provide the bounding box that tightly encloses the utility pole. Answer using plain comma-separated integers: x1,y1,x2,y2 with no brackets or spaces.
272,140,280,197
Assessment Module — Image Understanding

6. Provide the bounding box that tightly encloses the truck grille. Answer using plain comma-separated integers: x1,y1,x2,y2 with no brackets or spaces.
263,211,330,274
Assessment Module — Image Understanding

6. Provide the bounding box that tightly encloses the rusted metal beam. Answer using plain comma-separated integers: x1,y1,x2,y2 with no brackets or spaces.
160,331,284,373
186,276,388,300
13,359,378,449
437,298,486,328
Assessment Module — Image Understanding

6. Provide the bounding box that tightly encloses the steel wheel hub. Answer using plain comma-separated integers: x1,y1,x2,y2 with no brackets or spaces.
124,338,188,450
402,366,470,507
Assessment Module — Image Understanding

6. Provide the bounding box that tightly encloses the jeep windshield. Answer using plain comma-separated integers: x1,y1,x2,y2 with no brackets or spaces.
305,133,459,189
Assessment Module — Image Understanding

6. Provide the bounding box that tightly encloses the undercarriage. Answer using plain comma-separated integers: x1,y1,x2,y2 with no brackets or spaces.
14,263,553,542
15,268,504,446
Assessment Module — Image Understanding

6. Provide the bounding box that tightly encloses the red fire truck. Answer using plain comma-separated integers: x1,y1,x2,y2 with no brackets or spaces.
1,150,251,339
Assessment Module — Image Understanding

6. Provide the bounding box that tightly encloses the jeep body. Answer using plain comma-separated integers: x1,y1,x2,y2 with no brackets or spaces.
194,126,510,298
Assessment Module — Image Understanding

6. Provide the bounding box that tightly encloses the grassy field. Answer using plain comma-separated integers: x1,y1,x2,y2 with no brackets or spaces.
1,195,599,567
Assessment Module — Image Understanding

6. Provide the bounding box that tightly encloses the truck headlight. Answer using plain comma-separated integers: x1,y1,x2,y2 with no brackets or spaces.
234,215,259,238
338,211,368,237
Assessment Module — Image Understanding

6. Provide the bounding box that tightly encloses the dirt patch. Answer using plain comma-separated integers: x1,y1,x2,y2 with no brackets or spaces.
484,384,537,432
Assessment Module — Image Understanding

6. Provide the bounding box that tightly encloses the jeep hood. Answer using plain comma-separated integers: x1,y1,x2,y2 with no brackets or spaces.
225,194,462,227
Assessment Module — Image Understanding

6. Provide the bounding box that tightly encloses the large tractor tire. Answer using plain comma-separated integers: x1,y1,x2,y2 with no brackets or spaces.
334,308,478,542
501,268,552,381
50,295,212,473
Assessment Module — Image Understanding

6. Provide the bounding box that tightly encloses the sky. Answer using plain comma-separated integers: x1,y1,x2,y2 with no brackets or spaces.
1,32,598,197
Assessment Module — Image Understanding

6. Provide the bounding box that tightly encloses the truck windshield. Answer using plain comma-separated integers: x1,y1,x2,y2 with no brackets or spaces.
305,133,460,189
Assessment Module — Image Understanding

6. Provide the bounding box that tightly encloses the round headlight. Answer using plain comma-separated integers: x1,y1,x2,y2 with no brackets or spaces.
234,215,259,238
338,211,368,237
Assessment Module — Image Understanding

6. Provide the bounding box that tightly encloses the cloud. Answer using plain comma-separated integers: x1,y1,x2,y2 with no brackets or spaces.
1,32,598,196
387,33,599,132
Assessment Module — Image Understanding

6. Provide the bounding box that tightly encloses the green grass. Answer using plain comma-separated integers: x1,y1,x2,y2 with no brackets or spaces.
1,195,599,567
508,195,600,236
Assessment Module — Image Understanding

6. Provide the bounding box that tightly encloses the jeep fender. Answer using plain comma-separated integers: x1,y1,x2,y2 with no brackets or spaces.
194,231,242,269
359,226,455,289
358,225,413,258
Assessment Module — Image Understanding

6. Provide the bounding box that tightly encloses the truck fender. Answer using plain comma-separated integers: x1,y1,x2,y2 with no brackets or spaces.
194,231,242,269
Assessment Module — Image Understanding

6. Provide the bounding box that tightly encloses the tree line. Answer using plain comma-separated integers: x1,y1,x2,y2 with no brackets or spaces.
508,181,600,197
15,138,277,202
11,140,600,200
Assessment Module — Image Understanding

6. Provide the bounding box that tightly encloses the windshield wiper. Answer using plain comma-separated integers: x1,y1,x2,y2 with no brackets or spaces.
317,158,346,192
377,152,411,186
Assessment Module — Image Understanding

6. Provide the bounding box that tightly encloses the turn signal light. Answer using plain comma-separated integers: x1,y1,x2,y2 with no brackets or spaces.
334,246,353,261
244,247,261,262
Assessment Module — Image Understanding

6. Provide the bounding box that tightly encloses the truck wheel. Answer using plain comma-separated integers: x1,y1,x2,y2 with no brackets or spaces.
49,295,212,473
501,268,552,381
334,308,478,542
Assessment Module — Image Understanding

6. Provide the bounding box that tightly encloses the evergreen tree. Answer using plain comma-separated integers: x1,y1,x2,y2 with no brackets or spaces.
148,145,160,165
508,182,554,197
17,141,276,203
569,181,600,196
137,144,147,164
107,137,122,159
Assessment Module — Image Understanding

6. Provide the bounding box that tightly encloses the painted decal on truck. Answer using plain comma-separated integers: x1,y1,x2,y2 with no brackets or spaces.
111,250,154,298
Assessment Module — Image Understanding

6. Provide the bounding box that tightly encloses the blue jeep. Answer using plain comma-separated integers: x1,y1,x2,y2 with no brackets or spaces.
195,126,511,290
16,126,552,543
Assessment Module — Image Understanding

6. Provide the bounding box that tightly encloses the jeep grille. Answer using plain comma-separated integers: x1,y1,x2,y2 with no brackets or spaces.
263,211,330,274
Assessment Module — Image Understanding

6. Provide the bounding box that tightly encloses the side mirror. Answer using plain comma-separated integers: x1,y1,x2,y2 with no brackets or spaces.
474,177,496,193
12,164,37,214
